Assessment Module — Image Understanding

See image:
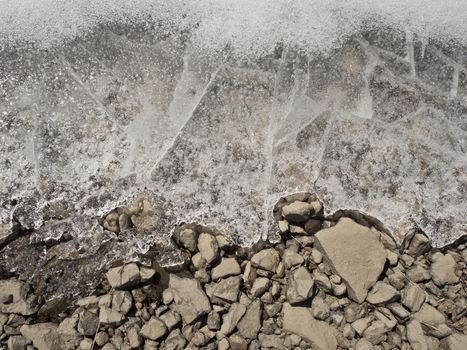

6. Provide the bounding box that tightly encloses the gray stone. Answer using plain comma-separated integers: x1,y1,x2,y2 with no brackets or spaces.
237,299,262,339
77,309,99,336
363,320,388,345
20,323,61,350
169,274,211,324
211,258,241,281
401,282,425,312
387,303,411,322
282,303,337,350
99,306,124,326
140,317,167,340
313,270,332,292
286,266,314,304
312,296,330,320
207,311,221,330
407,264,431,283
366,282,400,305
251,249,280,273
220,303,247,335
356,338,375,350
282,249,304,269
197,233,219,265
440,333,467,350
112,290,133,315
352,316,374,336
0,279,38,316
7,336,31,350
430,253,459,287
212,276,241,304
179,229,197,252
164,335,187,350
315,218,387,303
413,304,451,339
127,325,142,348
402,232,431,257
106,263,155,290
406,319,428,350
282,201,314,223
374,308,397,330
159,310,181,331
250,277,271,297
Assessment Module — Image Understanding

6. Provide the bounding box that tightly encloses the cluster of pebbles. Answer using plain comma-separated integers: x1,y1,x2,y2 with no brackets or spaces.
0,193,466,350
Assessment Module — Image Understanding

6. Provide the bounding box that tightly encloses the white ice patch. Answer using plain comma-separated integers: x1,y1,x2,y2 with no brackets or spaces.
0,1,466,56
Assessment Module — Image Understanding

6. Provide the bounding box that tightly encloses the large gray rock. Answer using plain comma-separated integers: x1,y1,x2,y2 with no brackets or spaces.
20,323,61,350
430,253,459,287
286,266,314,304
140,317,167,341
237,299,262,339
251,249,280,273
211,258,241,281
219,303,247,335
282,303,337,350
169,274,211,324
0,279,38,315
366,282,400,305
315,218,387,303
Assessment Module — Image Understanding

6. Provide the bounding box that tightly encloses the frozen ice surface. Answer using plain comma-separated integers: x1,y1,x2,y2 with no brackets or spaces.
0,2,466,300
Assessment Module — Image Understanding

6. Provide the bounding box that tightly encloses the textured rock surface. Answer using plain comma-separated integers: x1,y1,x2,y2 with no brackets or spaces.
315,218,387,303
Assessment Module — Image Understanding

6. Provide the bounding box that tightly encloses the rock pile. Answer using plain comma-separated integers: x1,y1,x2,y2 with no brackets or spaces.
0,193,466,350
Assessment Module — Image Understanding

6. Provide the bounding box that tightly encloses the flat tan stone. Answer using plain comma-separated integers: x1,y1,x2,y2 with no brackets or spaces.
315,218,387,303
283,303,337,350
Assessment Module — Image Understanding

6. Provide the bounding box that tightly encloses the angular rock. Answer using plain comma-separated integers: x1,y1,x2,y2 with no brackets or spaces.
211,276,241,304
314,270,332,292
178,229,198,252
355,338,375,350
99,306,124,326
220,303,247,335
407,319,428,350
20,323,61,350
160,310,181,331
251,249,280,273
440,333,467,350
112,290,133,315
237,299,262,339
77,309,99,336
0,279,38,315
430,253,459,287
197,233,219,265
211,258,241,281
106,263,155,290
374,308,397,330
140,317,167,341
401,282,425,312
387,303,411,322
7,335,31,350
250,277,271,297
169,274,211,324
366,282,400,305
315,218,387,303
282,303,337,350
282,249,304,269
363,320,388,345
312,296,330,320
282,201,314,223
286,266,314,304
352,316,374,336
413,304,451,338
402,232,431,257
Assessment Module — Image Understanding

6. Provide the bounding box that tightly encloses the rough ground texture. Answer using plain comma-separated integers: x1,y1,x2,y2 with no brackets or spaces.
0,193,466,350
1,23,466,320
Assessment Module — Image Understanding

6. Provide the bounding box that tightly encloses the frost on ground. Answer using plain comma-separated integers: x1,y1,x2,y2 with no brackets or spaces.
0,4,466,301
